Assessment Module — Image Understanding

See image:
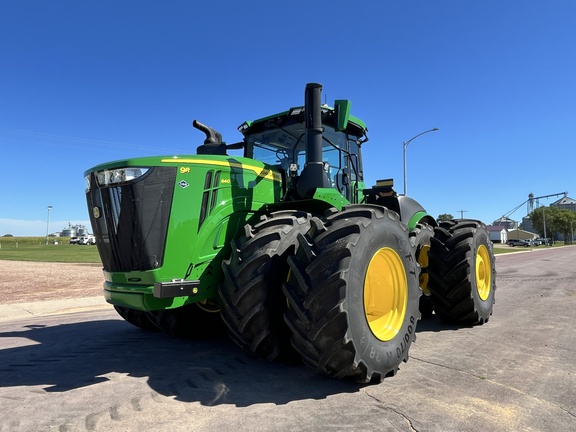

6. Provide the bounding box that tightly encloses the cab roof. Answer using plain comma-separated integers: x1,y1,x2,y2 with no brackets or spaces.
238,104,368,139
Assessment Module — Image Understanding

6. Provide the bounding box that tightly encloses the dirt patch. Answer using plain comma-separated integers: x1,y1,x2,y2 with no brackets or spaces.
0,261,104,305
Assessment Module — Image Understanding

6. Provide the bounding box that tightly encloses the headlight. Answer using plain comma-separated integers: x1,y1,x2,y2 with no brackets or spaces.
85,175,91,192
95,167,149,187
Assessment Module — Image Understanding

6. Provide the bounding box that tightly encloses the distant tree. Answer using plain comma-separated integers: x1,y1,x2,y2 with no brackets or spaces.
556,208,576,243
530,206,558,238
2,234,13,237
530,206,576,242
437,213,454,222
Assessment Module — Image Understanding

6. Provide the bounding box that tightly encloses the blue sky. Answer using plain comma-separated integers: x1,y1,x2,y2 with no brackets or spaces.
1,1,575,236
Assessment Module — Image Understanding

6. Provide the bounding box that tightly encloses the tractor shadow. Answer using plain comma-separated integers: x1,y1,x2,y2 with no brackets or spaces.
0,313,360,407
415,313,475,333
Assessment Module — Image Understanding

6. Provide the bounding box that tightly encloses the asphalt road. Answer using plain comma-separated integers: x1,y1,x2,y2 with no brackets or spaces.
1,248,575,431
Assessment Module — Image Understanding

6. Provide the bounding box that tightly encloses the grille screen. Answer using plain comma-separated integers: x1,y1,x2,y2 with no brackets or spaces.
86,167,177,272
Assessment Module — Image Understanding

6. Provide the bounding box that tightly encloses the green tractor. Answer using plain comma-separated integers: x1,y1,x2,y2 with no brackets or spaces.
84,83,496,383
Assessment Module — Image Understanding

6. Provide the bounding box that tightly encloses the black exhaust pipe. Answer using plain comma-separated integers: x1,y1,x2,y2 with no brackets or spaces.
296,83,331,199
305,83,323,165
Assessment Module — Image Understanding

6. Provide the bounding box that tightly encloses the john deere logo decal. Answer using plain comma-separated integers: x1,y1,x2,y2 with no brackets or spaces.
178,180,189,189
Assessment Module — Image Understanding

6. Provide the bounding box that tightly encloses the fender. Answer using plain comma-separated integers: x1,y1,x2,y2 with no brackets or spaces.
397,196,437,230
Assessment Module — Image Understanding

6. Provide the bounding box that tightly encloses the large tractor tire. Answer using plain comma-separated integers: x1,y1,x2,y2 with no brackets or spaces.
219,210,313,361
427,219,496,324
152,300,226,338
410,223,435,318
113,305,159,332
283,205,420,383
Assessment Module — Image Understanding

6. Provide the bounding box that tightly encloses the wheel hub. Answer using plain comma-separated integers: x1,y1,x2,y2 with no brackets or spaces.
364,247,408,341
475,244,492,301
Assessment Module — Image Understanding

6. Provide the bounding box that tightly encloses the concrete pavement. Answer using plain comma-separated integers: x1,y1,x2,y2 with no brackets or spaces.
0,296,109,321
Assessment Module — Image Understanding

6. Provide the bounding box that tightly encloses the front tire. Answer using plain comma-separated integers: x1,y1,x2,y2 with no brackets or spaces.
113,305,159,331
427,219,496,324
283,205,420,383
219,210,312,361
152,300,226,338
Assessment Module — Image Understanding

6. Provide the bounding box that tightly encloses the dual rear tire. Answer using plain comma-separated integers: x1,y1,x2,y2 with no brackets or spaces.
427,220,496,324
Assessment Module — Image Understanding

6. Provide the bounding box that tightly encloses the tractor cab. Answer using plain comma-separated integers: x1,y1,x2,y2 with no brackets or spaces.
237,98,368,204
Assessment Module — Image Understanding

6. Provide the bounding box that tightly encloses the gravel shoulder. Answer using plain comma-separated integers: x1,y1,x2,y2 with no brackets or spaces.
0,260,104,305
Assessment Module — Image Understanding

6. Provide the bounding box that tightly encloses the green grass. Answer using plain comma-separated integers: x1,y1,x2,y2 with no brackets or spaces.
1,237,571,263
493,247,520,254
0,237,101,263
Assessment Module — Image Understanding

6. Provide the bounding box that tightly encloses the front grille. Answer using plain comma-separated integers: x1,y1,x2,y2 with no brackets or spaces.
86,166,177,272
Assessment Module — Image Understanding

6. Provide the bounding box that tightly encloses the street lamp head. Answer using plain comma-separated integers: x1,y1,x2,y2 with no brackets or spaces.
48,205,53,210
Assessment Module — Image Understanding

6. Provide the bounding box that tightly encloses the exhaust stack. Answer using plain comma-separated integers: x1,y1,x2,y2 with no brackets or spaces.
296,83,331,199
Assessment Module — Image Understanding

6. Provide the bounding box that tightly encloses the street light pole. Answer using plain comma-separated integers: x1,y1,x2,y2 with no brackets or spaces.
46,205,53,245
403,127,439,195
543,207,547,246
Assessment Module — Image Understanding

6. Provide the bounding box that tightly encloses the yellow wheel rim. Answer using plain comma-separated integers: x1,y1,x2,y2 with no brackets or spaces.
364,247,408,342
417,244,430,295
475,244,492,301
